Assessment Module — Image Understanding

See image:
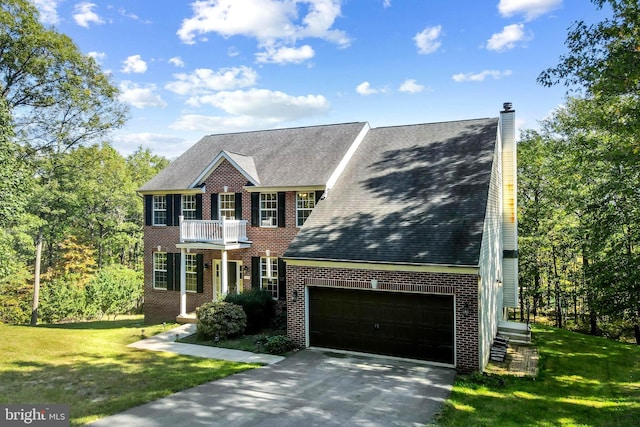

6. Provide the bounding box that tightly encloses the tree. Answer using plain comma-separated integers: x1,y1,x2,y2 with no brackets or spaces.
538,0,640,98
0,0,128,325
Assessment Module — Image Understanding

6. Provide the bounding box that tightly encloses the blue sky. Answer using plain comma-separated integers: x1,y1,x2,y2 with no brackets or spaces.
30,0,607,158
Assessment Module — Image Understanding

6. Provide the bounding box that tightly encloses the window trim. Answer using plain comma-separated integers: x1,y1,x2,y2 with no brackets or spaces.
260,193,278,227
260,257,279,299
182,194,197,220
152,195,167,226
185,253,198,293
219,193,236,220
296,191,316,227
153,252,168,290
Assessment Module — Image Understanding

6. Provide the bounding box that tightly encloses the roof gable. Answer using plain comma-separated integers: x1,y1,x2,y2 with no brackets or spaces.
285,118,499,266
191,150,261,187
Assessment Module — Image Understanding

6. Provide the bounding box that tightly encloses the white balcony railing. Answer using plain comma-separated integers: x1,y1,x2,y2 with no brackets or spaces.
179,216,249,244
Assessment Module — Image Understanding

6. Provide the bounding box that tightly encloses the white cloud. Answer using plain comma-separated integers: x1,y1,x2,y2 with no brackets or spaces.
121,55,148,74
414,25,442,55
112,132,187,158
73,2,105,28
399,79,425,94
356,82,377,96
487,24,528,52
118,81,167,109
87,51,106,63
191,88,329,118
452,69,512,82
165,66,258,95
383,0,392,7
498,0,562,21
256,45,315,64
169,57,185,67
31,0,61,25
176,0,349,64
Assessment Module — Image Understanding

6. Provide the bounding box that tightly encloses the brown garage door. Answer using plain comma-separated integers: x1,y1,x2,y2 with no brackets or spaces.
309,287,454,364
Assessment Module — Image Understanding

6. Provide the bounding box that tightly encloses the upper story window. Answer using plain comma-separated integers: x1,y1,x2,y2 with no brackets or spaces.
260,257,279,299
219,193,235,220
153,195,167,225
153,252,168,289
182,195,197,220
185,253,198,292
296,192,316,227
260,193,277,227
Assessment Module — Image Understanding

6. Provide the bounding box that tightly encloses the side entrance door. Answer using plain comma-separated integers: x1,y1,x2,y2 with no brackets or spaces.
213,260,243,299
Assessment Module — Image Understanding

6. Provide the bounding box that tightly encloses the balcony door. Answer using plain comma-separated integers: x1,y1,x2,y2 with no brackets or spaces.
213,260,243,298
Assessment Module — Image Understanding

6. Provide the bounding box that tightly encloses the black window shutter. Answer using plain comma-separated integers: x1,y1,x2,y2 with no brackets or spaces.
173,252,181,292
144,195,153,226
196,254,204,293
251,256,260,289
315,190,324,204
234,192,242,220
250,193,259,226
166,253,175,291
277,258,286,301
166,195,173,226
195,194,203,220
211,193,219,220
277,192,286,227
172,194,181,226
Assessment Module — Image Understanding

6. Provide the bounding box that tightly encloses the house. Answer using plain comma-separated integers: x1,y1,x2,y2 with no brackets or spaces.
138,103,519,373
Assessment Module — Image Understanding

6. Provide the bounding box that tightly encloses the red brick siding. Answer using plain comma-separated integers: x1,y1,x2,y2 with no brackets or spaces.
286,265,480,373
143,159,304,323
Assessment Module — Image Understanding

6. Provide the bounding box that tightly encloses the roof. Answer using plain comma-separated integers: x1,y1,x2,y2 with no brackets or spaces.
284,118,499,266
139,122,368,192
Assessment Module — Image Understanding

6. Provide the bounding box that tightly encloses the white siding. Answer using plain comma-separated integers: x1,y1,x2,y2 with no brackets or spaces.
501,109,518,308
477,130,503,371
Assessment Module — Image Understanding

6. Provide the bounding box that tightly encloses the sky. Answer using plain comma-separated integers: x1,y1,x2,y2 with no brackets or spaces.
29,0,609,159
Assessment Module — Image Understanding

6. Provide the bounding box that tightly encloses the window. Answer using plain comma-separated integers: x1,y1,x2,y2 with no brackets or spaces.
219,193,235,220
260,193,277,227
153,195,167,225
182,195,196,220
153,252,168,289
296,192,316,226
185,253,198,292
260,257,279,299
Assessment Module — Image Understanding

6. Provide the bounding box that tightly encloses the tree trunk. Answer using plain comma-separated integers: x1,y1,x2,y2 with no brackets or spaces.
634,324,640,345
30,228,43,326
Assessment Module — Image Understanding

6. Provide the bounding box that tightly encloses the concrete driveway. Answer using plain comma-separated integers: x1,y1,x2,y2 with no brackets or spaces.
87,349,456,427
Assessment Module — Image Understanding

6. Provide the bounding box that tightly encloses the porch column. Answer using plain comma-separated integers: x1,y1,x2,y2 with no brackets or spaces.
221,249,228,295
180,247,187,316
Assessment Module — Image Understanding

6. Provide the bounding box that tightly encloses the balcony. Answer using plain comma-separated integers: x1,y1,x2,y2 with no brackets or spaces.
179,216,250,245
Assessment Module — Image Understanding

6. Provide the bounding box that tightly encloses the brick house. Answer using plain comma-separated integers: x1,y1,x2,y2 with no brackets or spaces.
139,104,519,373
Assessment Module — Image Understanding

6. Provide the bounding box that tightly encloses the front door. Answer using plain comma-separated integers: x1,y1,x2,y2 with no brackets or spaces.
213,260,242,299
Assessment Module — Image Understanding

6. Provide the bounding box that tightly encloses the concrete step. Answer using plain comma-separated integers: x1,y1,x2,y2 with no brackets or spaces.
498,321,531,344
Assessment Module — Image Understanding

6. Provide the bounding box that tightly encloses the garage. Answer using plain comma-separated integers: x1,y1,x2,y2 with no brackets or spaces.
308,287,455,364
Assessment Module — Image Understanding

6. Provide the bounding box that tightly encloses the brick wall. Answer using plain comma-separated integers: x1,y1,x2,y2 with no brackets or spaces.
143,159,304,323
286,265,480,373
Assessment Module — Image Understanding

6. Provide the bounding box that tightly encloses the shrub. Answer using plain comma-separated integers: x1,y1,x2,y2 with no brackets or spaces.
39,278,86,323
85,265,143,320
196,301,247,340
264,335,297,355
269,308,287,333
224,288,275,333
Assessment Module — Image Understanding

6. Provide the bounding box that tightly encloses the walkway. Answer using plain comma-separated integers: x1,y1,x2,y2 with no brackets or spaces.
128,323,285,365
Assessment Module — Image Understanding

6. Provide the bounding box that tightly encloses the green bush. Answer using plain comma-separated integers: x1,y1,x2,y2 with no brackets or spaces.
39,278,86,323
224,288,275,333
85,265,142,320
269,308,287,333
196,301,247,340
264,335,297,355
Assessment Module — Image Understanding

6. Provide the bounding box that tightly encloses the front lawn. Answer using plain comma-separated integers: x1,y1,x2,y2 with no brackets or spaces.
0,316,258,426
436,324,640,426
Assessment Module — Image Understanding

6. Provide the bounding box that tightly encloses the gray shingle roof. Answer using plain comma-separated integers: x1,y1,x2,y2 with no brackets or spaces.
139,122,368,192
284,118,499,266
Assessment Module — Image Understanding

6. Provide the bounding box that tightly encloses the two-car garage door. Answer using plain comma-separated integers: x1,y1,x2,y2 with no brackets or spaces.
309,287,454,364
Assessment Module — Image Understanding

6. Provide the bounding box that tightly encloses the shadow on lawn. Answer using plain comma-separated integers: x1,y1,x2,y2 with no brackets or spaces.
36,318,148,330
0,350,255,426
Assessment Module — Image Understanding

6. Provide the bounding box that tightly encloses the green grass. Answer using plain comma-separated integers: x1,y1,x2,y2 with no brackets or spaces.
0,316,259,426
178,330,280,353
436,325,640,426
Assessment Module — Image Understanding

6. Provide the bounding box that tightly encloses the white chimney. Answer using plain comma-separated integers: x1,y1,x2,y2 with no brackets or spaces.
501,102,518,308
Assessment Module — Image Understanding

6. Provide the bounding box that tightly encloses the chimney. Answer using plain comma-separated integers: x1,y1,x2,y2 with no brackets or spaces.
501,102,518,308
